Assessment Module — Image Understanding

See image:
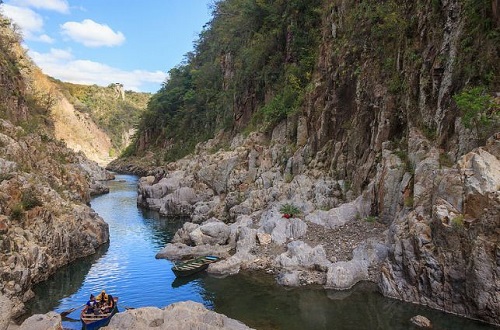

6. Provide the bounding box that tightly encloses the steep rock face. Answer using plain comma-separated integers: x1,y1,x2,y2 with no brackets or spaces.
380,133,500,324
0,13,111,323
0,118,109,318
306,0,469,191
118,0,499,326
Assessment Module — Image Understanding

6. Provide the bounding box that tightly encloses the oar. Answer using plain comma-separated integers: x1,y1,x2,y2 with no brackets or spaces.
60,304,85,317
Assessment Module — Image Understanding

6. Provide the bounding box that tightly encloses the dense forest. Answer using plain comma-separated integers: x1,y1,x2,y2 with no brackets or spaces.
125,0,499,165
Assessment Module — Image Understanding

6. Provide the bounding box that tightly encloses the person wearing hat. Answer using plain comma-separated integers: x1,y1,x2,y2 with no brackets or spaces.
96,290,108,303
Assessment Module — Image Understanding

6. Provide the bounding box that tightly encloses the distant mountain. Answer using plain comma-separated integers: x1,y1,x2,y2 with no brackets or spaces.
49,80,150,165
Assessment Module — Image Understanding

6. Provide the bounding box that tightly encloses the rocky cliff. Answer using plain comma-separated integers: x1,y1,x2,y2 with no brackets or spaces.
112,0,500,326
0,14,110,323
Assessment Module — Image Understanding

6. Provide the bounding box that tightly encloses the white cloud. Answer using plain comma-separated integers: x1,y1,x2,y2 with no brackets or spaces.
8,0,69,13
30,48,166,92
37,34,55,43
61,19,125,47
2,4,43,37
2,4,55,43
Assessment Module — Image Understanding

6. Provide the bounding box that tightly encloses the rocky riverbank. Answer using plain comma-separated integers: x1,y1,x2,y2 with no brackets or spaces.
7,301,254,330
0,119,112,325
126,126,500,326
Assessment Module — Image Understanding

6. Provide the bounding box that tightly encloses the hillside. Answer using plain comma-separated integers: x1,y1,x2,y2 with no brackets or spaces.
110,0,500,326
0,14,110,321
51,80,150,164
119,0,499,168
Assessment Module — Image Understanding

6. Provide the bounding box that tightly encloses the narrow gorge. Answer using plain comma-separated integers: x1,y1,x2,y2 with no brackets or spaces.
0,0,499,329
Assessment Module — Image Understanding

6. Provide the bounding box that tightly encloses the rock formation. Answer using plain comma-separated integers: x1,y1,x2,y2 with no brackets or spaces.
109,0,500,326
103,301,254,330
0,119,110,320
141,128,500,326
380,132,500,325
9,301,254,330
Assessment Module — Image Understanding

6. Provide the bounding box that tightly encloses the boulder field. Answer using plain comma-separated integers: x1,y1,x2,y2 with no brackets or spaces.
123,128,500,326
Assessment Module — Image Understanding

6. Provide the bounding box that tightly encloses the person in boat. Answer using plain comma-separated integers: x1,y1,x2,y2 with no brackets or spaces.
96,290,108,306
84,294,97,314
101,294,115,313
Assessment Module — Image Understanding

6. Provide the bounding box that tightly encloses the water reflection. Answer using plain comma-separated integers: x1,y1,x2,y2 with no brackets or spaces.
26,243,109,316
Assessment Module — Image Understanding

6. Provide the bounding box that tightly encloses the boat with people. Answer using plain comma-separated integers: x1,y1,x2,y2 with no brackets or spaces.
171,255,220,277
79,291,118,330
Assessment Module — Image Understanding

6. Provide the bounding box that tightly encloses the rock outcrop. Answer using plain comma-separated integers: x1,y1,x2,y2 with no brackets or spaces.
151,128,389,289
380,132,500,325
146,128,499,326
9,301,253,330
18,312,62,330
0,118,110,319
102,301,254,330
114,0,500,326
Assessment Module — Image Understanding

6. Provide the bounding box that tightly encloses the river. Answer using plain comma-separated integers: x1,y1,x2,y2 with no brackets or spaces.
25,174,497,329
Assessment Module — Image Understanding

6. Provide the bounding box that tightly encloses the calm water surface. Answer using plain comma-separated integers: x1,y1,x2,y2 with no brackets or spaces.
26,174,497,330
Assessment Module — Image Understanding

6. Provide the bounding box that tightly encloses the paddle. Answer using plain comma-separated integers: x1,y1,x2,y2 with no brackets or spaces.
60,304,86,317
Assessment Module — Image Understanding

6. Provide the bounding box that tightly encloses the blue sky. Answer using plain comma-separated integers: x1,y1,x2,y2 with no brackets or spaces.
1,0,214,92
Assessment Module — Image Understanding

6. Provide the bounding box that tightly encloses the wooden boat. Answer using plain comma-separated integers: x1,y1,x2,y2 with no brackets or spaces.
80,296,118,330
171,255,220,277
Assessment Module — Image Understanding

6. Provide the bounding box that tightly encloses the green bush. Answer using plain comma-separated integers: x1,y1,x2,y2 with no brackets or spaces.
451,214,464,228
364,215,378,223
280,203,300,217
11,204,24,220
453,86,496,129
21,190,42,210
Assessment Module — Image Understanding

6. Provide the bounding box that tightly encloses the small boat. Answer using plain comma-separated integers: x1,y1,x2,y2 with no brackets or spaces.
171,255,220,277
80,296,118,330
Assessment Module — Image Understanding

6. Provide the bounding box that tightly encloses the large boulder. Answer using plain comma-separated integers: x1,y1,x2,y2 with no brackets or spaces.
102,301,254,330
260,211,308,245
19,311,62,330
189,220,231,246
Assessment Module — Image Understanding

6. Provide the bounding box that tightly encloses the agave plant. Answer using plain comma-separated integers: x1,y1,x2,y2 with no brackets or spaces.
280,203,300,218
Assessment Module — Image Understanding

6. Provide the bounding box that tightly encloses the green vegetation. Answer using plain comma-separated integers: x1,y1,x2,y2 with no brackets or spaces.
453,86,499,135
122,0,499,165
10,203,24,220
280,203,301,217
21,190,43,210
53,80,150,153
451,214,464,228
439,152,454,168
404,195,414,208
364,215,378,223
128,0,322,161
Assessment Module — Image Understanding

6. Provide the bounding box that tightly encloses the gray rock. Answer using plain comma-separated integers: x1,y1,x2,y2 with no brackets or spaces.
190,220,231,246
305,195,370,229
102,301,254,330
275,240,331,271
325,260,368,290
260,212,308,245
19,311,61,330
155,243,231,260
410,315,432,328
208,256,242,276
0,294,13,330
380,133,500,325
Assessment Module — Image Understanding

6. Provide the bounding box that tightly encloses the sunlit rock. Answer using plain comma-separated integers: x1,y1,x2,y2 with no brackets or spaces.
103,301,254,330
